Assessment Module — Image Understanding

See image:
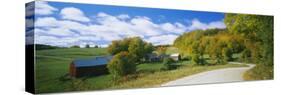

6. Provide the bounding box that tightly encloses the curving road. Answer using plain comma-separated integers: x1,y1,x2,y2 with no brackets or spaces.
161,62,255,87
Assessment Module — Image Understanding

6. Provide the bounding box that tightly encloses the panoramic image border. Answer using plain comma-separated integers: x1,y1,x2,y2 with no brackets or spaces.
26,1,273,94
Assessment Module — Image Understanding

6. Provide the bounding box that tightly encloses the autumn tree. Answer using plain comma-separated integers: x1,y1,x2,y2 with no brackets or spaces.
225,13,273,65
128,37,146,61
156,46,167,56
107,51,136,81
107,37,154,61
225,14,273,80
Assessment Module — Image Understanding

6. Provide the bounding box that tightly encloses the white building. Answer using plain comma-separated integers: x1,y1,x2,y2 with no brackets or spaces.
170,53,180,61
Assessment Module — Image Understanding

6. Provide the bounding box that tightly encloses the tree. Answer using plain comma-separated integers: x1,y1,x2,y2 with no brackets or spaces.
71,45,80,48
174,29,222,64
128,37,146,61
107,40,129,55
94,45,98,48
35,44,60,50
240,48,251,63
156,46,167,56
225,14,273,65
107,51,136,81
207,37,228,65
144,43,154,54
85,44,90,48
191,54,200,65
107,37,154,62
225,14,273,80
191,41,206,65
161,57,175,70
222,47,232,61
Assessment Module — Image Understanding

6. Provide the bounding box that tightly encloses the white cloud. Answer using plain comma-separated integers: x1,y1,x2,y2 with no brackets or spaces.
34,28,77,37
35,1,58,15
35,35,80,47
35,17,59,27
188,19,226,31
145,35,178,45
130,16,162,36
160,23,187,34
34,11,226,47
77,36,101,42
60,7,90,22
35,35,60,45
35,17,89,31
117,14,130,20
47,28,77,37
26,3,34,16
208,21,226,29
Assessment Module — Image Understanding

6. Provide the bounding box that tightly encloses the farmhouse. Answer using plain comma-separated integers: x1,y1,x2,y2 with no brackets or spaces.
146,53,169,62
146,53,161,62
170,53,180,61
69,56,112,77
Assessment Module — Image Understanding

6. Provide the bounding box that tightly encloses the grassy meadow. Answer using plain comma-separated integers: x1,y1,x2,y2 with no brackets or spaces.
35,48,108,93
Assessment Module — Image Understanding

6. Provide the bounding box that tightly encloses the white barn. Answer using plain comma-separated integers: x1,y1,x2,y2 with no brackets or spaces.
170,53,180,61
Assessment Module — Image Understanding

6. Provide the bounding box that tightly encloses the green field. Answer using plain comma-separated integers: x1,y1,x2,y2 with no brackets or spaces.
35,48,247,93
35,48,109,93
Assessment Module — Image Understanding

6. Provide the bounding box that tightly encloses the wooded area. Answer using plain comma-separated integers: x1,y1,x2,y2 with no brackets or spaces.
174,14,273,80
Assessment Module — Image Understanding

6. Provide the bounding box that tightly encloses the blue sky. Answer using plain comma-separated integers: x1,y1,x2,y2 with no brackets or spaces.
26,1,226,47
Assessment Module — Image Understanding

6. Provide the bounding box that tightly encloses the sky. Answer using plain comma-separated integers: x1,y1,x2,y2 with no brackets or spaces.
26,1,226,47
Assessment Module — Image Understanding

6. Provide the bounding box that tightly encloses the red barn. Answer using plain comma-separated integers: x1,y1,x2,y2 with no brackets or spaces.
69,56,112,77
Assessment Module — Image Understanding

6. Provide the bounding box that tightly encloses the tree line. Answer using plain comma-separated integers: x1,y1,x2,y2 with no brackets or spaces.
174,13,273,79
174,29,245,65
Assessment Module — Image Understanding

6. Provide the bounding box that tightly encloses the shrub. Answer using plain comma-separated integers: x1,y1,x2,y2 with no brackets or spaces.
191,54,200,65
181,55,191,61
191,54,207,65
71,45,80,48
209,54,227,65
222,47,232,61
107,51,136,81
244,64,273,80
240,49,251,63
70,79,90,91
161,57,175,70
85,44,90,48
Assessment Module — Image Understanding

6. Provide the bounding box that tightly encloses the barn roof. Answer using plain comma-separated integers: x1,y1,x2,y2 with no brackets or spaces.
73,56,112,67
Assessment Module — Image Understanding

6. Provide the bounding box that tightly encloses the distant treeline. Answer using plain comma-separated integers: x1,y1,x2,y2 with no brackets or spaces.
36,44,62,50
26,44,102,50
26,44,61,50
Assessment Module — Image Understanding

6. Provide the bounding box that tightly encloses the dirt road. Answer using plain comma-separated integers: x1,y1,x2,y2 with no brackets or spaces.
161,63,255,86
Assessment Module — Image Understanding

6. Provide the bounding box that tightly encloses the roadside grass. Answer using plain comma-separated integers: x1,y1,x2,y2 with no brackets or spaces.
243,64,273,80
110,63,248,89
137,62,164,73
